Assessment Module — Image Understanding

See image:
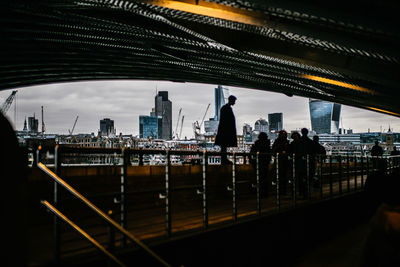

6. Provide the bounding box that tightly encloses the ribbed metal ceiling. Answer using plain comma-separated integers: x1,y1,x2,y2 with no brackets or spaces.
1,0,399,116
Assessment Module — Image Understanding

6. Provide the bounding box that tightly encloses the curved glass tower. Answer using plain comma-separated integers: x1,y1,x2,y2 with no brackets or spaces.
309,99,341,134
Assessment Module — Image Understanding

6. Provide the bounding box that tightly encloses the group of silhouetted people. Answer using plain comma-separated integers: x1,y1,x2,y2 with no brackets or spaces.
215,95,326,198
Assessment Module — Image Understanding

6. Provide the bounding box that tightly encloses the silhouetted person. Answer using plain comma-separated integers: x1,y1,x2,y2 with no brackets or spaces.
312,135,326,187
371,140,383,157
215,95,237,164
371,140,384,172
297,128,315,197
289,131,301,194
1,113,27,266
272,130,290,195
250,132,272,197
390,146,399,156
390,146,399,170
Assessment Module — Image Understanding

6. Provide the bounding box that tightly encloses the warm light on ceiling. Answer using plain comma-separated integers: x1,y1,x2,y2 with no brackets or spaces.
301,74,375,94
366,106,400,117
144,0,266,26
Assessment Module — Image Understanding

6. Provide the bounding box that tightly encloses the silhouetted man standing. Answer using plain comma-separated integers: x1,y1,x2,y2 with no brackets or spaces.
298,128,314,197
215,95,237,164
371,140,384,172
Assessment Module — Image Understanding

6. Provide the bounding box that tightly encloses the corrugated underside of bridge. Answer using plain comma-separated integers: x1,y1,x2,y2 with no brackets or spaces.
1,0,399,115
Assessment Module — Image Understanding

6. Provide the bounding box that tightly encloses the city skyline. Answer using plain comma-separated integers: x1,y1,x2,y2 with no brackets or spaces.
1,80,400,138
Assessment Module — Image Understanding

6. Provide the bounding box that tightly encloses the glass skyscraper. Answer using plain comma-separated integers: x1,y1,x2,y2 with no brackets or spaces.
268,113,283,132
214,85,229,121
100,118,114,136
309,99,341,134
155,91,172,140
139,115,162,139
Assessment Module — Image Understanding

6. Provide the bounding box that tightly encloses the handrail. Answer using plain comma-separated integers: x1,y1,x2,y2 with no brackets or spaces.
38,162,171,267
55,145,400,158
41,200,126,267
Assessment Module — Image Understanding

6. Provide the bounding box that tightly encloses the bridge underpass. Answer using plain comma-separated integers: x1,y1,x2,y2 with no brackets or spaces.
1,1,400,266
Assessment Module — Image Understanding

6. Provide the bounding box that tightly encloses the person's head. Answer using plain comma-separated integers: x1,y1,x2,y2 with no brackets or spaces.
301,128,308,136
258,132,268,141
313,135,319,142
278,130,287,139
228,95,237,106
375,140,379,146
291,131,300,140
393,146,397,151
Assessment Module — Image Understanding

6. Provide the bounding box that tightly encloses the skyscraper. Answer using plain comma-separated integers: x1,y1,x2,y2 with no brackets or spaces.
100,118,115,136
139,115,162,139
155,91,172,140
214,85,229,121
268,113,283,132
203,85,229,134
28,114,39,133
309,99,341,134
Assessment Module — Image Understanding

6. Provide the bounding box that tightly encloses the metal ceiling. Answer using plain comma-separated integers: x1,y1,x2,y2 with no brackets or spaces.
1,0,399,116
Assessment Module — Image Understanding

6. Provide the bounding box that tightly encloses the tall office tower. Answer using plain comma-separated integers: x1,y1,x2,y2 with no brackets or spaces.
268,113,283,132
214,85,229,121
139,115,162,139
100,118,115,136
242,123,252,142
28,114,39,133
309,99,341,134
254,118,269,133
155,91,172,140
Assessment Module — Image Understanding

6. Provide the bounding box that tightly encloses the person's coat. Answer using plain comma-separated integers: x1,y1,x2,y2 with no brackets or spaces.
215,104,237,147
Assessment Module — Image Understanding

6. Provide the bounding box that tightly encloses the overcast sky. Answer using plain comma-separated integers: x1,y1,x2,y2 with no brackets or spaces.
1,80,399,138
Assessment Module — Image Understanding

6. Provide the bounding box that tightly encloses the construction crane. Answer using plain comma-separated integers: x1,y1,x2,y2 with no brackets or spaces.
193,103,210,140
179,115,184,140
174,108,182,139
68,116,79,135
1,90,17,114
199,103,210,130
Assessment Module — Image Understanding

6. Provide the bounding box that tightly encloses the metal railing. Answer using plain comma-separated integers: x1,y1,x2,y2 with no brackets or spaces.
36,145,400,264
41,200,126,267
38,162,171,267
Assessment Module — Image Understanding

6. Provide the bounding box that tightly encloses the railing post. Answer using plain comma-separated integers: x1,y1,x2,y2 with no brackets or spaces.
256,152,261,215
232,152,237,222
361,156,364,188
120,148,128,247
329,155,333,198
306,154,310,200
354,155,357,191
202,150,208,228
347,154,350,192
139,150,144,166
338,155,342,195
35,146,41,167
165,150,172,237
276,153,280,211
53,145,60,264
319,155,323,199
292,154,296,208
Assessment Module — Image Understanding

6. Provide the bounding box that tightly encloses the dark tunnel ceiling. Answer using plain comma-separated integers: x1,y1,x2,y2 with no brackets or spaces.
1,0,400,116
